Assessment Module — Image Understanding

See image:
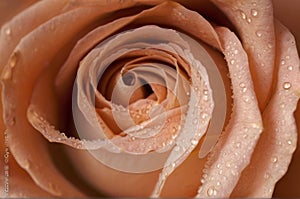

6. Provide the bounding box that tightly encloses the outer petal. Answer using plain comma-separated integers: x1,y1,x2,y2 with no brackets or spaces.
210,0,276,110
0,0,38,27
231,21,300,197
1,1,145,196
0,153,53,198
196,27,263,198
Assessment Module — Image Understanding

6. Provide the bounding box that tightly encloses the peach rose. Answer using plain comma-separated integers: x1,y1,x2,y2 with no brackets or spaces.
0,0,299,198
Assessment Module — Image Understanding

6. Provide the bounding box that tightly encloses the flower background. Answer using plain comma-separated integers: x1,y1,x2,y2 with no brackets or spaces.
0,0,299,197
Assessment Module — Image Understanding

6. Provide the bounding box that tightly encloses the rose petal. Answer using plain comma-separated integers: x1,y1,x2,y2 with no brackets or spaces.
1,2,143,196
210,0,276,110
0,0,74,72
231,21,300,197
196,27,263,197
0,151,53,198
55,1,222,106
0,0,38,27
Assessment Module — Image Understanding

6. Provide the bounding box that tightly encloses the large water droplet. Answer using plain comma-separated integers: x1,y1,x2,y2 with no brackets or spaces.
207,186,217,196
9,51,18,68
283,82,292,90
287,65,293,71
251,9,258,17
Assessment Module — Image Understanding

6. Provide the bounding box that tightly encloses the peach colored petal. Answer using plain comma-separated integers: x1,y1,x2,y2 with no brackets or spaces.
51,25,227,197
55,1,222,104
0,0,71,72
0,0,38,27
0,152,53,198
210,0,276,110
231,21,300,197
273,101,300,197
196,27,263,197
1,3,143,196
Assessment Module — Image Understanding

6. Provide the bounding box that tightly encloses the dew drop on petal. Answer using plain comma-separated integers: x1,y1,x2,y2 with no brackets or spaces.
9,51,18,68
287,65,293,71
5,28,11,36
264,172,270,179
240,11,246,20
283,82,292,90
225,162,231,168
251,9,258,17
235,142,241,148
247,17,252,23
255,30,263,37
207,186,217,196
272,156,278,163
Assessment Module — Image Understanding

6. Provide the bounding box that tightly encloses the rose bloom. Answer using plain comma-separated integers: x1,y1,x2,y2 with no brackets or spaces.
0,0,299,198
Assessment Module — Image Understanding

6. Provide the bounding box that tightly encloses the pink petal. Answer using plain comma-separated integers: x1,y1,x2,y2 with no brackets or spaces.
231,21,300,197
210,0,276,110
196,27,263,197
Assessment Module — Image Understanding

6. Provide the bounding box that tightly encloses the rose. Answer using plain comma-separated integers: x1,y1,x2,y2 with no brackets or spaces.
0,0,299,198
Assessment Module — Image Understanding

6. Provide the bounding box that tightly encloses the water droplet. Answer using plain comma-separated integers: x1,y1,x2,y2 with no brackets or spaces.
240,11,246,20
251,9,258,17
231,170,238,176
287,65,293,71
281,60,286,65
201,113,208,119
174,145,181,151
226,162,231,168
243,96,250,103
216,181,221,186
130,136,136,141
191,139,198,145
230,59,235,65
9,51,18,68
264,172,270,179
235,142,241,148
247,17,252,23
5,28,11,36
218,169,223,175
7,116,15,126
272,156,278,163
267,43,273,49
207,186,217,196
239,82,246,88
283,82,292,90
287,140,292,145
256,30,263,37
